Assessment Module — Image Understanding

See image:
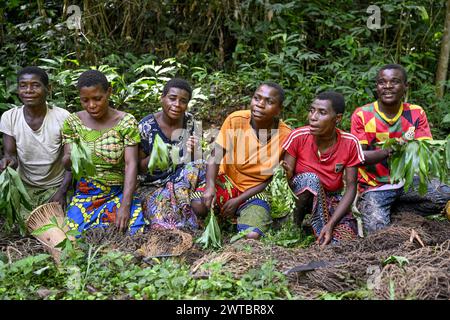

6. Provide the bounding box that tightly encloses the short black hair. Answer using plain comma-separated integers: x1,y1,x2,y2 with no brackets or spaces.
77,69,110,91
260,82,285,105
377,64,408,83
162,78,192,100
316,91,345,114
17,66,49,86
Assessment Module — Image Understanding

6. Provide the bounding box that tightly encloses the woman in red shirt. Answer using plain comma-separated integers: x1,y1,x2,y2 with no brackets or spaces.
282,91,365,246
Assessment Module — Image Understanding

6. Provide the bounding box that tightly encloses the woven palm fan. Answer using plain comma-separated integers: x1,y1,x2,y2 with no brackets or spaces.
26,202,68,261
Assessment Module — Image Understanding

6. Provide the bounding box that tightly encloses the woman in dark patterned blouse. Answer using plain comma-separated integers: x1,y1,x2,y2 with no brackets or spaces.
137,78,205,230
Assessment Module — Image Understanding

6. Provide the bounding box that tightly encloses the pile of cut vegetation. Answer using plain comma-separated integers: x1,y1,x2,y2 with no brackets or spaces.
0,231,45,263
191,213,450,300
83,226,195,258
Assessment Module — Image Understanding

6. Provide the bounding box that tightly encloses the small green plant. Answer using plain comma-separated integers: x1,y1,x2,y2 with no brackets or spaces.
197,259,291,300
383,256,409,268
235,260,292,300
263,216,315,248
196,208,222,250
31,216,81,260
425,214,447,222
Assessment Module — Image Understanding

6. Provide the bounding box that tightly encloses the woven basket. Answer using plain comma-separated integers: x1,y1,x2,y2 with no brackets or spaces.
26,202,68,261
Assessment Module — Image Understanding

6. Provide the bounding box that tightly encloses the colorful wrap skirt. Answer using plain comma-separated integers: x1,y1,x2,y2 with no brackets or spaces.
66,178,147,235
138,160,206,230
291,172,356,243
192,174,272,235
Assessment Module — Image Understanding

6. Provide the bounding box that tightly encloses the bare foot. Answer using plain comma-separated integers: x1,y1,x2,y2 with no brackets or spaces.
246,231,261,240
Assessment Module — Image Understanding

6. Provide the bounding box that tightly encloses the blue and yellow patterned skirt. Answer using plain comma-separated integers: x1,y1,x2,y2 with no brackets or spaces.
66,178,147,235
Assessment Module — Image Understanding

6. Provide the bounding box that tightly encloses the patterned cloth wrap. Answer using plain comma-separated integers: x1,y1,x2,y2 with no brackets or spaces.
63,112,147,235
139,160,206,230
291,172,357,243
192,174,272,235
67,178,146,235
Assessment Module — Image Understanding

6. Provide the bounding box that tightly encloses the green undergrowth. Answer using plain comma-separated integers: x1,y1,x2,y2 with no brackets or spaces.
0,216,314,300
0,248,291,300
263,214,316,248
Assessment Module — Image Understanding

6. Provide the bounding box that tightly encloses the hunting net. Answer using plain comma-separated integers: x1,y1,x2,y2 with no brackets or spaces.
1,212,449,299
190,212,450,300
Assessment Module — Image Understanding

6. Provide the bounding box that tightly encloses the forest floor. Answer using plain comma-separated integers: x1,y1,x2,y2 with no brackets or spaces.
1,209,449,300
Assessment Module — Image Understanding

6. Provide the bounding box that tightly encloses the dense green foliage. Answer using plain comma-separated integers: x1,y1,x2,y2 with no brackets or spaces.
0,247,292,300
1,0,449,138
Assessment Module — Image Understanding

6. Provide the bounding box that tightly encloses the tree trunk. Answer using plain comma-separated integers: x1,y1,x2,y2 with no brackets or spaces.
0,7,4,47
436,0,450,98
37,0,47,18
62,0,69,19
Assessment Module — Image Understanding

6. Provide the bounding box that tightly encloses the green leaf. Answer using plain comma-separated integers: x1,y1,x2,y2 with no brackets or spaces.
71,140,96,181
66,230,81,237
269,165,296,218
418,170,428,196
383,255,409,267
6,167,32,206
196,209,222,249
230,229,253,243
381,138,399,150
64,240,73,251
55,238,68,249
9,185,21,216
148,134,171,174
416,6,429,21
49,216,59,226
32,224,57,236
442,114,450,124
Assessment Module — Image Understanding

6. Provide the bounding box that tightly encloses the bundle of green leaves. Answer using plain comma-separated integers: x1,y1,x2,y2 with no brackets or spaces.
268,165,297,219
196,208,222,250
383,135,449,195
148,134,169,174
0,167,32,235
71,139,96,181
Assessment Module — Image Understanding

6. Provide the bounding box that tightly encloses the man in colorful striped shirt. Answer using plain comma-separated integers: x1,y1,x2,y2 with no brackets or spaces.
351,64,449,233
